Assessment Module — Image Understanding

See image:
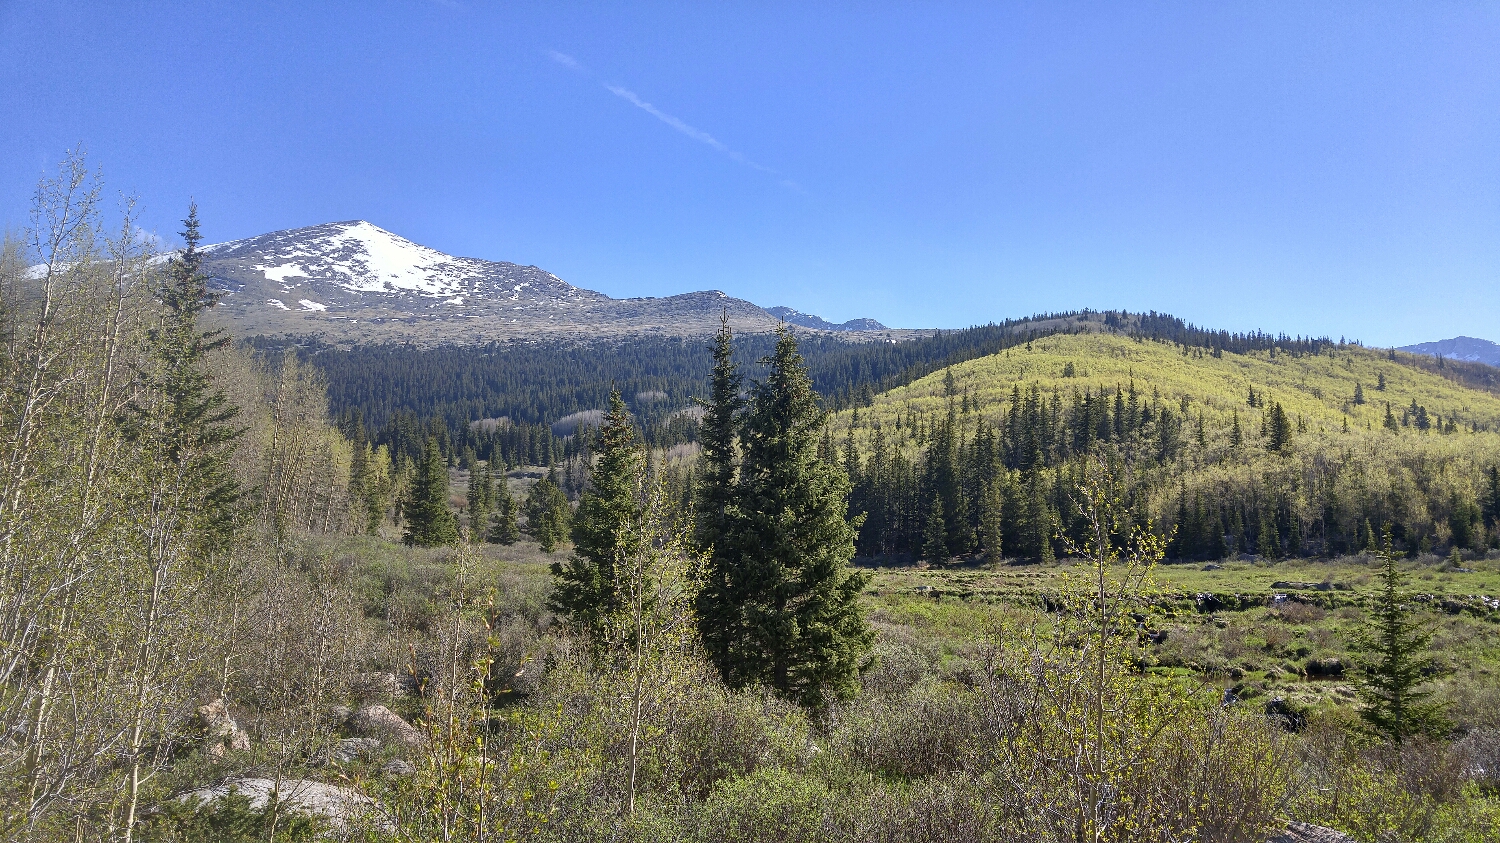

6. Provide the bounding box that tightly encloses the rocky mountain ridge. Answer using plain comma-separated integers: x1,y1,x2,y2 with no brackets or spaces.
1399,335,1500,367
197,221,898,345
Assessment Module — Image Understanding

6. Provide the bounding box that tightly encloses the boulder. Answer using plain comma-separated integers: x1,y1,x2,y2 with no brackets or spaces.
380,759,417,777
1266,822,1356,843
350,704,425,748
320,737,382,764
195,699,250,757
351,671,410,700
326,705,353,727
176,778,390,833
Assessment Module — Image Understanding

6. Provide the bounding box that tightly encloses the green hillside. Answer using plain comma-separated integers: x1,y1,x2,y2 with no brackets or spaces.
828,333,1500,561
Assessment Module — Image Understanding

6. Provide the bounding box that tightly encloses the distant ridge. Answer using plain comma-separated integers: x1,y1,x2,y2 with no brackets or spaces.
1398,336,1500,367
191,220,914,346
765,306,887,332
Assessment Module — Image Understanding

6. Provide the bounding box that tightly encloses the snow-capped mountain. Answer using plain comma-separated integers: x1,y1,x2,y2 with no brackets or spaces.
1398,336,1500,367
764,306,888,332
198,221,901,344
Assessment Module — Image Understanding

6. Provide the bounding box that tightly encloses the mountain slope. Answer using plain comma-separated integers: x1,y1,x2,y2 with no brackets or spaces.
828,332,1500,560
765,306,887,332
840,332,1500,438
1399,336,1500,367
200,221,902,345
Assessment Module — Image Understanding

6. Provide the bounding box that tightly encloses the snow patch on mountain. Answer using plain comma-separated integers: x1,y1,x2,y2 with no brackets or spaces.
298,299,327,312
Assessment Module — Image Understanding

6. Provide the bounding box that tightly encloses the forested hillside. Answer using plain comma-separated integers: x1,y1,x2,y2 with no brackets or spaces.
830,332,1500,561
289,309,1377,468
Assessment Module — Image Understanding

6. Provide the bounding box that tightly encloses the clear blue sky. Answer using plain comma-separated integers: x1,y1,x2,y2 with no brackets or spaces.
3,2,1497,346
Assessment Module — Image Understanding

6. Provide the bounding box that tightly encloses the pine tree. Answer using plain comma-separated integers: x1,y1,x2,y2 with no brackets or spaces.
978,479,1003,564
922,496,948,562
1351,534,1450,745
1384,402,1399,431
1265,402,1293,452
466,461,492,541
1353,381,1365,405
488,477,521,544
402,436,459,547
707,327,873,708
695,313,744,554
129,203,243,550
1257,507,1280,559
552,391,643,645
1483,466,1500,530
524,470,570,552
1377,371,1387,391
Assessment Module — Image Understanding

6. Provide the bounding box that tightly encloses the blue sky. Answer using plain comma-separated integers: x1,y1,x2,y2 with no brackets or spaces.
3,2,1497,346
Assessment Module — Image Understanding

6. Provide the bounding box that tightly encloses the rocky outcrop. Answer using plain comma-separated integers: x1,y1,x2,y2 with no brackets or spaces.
176,778,391,832
195,699,250,757
349,704,425,748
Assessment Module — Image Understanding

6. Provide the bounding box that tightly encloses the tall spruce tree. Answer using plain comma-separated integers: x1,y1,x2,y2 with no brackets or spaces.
706,327,873,708
551,391,643,645
402,436,459,547
695,313,744,555
131,203,242,549
978,479,1004,564
466,460,492,541
489,477,521,544
1482,465,1500,531
921,496,949,561
524,469,571,552
1351,534,1450,745
1265,402,1293,453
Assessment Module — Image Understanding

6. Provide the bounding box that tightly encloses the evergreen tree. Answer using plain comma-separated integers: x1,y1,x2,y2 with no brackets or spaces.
706,328,873,708
1483,466,1500,530
1256,507,1280,559
695,314,744,555
1351,534,1450,745
524,470,570,552
130,203,242,550
552,391,643,644
402,436,459,547
466,461,492,541
1353,381,1365,405
921,496,948,561
488,477,521,544
1384,402,1399,431
1265,402,1293,452
1377,371,1387,391
978,479,1004,564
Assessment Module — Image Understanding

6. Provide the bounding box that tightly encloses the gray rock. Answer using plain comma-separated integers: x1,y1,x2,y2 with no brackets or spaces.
1266,822,1356,843
175,778,391,832
322,737,382,764
380,759,416,777
350,704,425,748
195,699,250,757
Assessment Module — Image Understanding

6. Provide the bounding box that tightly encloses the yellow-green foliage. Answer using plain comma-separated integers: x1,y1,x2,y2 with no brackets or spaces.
831,334,1500,541
836,332,1500,445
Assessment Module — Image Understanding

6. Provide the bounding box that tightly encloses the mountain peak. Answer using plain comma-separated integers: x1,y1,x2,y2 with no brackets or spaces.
1398,336,1500,367
766,306,887,332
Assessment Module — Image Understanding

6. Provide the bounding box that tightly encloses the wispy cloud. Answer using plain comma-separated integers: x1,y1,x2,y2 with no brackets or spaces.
547,49,796,188
547,50,583,72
